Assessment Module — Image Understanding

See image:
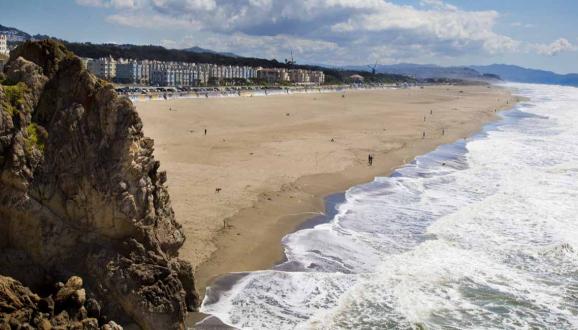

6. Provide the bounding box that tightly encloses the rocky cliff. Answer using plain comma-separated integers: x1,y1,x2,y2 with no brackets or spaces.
0,40,197,329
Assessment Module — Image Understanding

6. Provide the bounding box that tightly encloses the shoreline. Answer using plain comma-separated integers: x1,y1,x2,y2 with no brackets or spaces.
134,84,519,311
193,88,519,293
193,113,507,295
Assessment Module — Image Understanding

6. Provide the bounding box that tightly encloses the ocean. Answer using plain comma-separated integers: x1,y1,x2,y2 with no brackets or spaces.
200,83,578,329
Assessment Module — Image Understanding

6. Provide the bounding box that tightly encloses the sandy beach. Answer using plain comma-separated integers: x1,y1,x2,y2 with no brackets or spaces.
135,85,516,297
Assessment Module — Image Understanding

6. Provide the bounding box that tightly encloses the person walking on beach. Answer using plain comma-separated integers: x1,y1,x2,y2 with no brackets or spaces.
204,129,207,136
422,131,426,139
368,154,373,166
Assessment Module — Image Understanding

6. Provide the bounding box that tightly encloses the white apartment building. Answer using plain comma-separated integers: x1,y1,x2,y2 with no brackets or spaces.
309,71,325,84
257,68,290,83
86,56,117,80
288,69,311,84
0,34,9,56
82,55,321,86
116,59,150,84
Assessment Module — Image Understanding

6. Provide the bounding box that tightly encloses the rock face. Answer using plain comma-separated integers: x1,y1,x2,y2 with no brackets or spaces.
0,40,198,329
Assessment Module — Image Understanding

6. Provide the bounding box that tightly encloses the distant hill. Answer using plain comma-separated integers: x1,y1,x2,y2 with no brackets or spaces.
0,24,31,43
471,64,578,87
346,63,500,82
380,64,486,80
184,46,240,58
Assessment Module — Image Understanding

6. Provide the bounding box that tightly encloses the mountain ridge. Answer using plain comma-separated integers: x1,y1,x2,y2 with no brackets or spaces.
183,46,241,58
471,64,578,87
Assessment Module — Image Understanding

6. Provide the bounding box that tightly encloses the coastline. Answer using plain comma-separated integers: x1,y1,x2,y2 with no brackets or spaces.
134,84,519,302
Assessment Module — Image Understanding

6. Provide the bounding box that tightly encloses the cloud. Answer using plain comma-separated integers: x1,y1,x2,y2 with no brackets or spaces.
75,0,576,64
106,13,202,29
420,0,457,11
76,0,138,8
534,38,576,56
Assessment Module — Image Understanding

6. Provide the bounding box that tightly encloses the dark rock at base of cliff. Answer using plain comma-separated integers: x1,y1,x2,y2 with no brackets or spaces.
0,275,123,330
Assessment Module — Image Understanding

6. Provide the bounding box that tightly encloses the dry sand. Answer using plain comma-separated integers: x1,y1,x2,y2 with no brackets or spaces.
135,85,517,297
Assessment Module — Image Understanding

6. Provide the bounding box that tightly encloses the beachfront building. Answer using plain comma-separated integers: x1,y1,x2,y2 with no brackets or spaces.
257,68,290,84
82,55,323,86
309,71,325,84
0,34,9,56
86,56,117,80
288,69,311,84
150,61,209,86
116,59,150,84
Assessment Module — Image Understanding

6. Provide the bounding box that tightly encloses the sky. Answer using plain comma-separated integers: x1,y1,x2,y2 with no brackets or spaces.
1,0,577,73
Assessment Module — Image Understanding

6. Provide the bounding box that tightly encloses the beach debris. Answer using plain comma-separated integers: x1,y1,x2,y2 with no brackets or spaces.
215,188,222,193
286,113,290,116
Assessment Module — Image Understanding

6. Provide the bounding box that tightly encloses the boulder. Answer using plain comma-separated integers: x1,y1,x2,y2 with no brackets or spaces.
0,275,104,329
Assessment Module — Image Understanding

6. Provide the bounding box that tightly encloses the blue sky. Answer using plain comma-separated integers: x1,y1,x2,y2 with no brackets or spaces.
2,0,577,73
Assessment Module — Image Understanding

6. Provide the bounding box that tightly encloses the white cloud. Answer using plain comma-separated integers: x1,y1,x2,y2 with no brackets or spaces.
106,13,202,29
420,0,457,11
152,0,216,11
534,38,576,56
76,0,138,8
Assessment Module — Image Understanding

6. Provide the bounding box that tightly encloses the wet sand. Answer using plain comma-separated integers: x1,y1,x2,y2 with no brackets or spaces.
135,85,517,298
